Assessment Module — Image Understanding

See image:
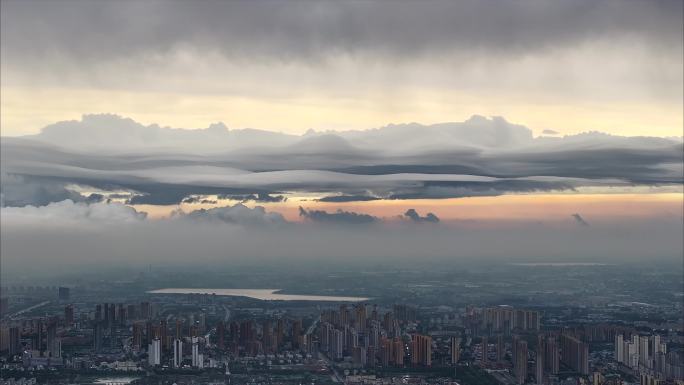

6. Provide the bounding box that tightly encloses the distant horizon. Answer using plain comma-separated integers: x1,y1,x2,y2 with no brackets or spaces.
4,113,684,140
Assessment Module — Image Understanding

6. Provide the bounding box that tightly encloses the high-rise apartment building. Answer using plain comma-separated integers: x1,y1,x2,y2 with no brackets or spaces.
411,334,432,367
451,336,461,365
560,334,589,375
353,346,367,367
140,302,151,320
58,287,70,301
148,338,161,366
355,304,367,332
93,322,103,352
9,326,21,356
217,321,225,350
173,339,182,368
515,339,528,385
545,336,559,375
536,336,544,385
47,321,60,358
132,322,143,351
192,336,202,368
64,305,74,326
615,334,624,364
330,328,344,360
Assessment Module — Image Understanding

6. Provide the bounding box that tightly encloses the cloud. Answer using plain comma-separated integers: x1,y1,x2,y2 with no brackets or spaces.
318,195,381,203
0,0,679,133
182,203,287,226
21,114,298,152
84,193,105,203
542,129,560,135
182,196,203,204
1,115,681,207
0,199,146,224
2,1,680,65
572,213,590,226
404,209,440,223
2,1,680,141
224,193,287,203
182,196,218,204
299,206,378,225
0,173,85,207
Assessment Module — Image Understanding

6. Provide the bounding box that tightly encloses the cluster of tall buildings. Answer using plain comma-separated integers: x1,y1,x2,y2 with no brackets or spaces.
164,336,204,369
214,316,307,358
92,302,163,353
559,333,589,375
615,333,682,380
0,318,62,362
3,295,681,385
317,304,427,368
93,301,157,328
507,334,565,385
136,316,209,368
410,334,432,367
477,306,541,335
0,326,22,357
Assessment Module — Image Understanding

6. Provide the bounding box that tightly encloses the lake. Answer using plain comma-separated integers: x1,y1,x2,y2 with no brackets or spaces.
148,288,369,302
510,262,610,266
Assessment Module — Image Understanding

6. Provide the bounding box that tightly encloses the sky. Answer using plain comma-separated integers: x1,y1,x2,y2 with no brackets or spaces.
1,0,682,136
0,0,682,279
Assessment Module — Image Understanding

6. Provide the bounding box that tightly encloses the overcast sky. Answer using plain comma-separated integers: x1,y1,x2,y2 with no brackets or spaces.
1,0,682,136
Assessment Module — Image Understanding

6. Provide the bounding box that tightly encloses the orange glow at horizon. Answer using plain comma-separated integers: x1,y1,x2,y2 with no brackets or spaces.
134,192,683,222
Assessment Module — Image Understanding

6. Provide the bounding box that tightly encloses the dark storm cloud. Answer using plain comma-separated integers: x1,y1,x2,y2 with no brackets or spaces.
2,0,680,65
404,209,440,223
84,193,105,204
299,207,378,225
236,193,287,203
492,146,684,183
126,185,270,206
318,195,381,203
387,180,578,200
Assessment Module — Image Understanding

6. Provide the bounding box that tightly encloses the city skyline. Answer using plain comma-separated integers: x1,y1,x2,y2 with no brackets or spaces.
1,265,682,385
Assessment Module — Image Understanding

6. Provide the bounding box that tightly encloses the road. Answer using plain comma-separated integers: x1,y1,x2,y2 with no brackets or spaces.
6,300,51,320
304,316,340,382
318,352,343,383
306,315,320,335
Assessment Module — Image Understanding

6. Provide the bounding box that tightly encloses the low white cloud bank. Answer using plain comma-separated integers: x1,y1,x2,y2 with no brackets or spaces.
1,199,146,225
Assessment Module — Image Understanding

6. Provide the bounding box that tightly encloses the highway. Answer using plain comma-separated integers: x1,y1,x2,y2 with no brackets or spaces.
5,300,51,320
